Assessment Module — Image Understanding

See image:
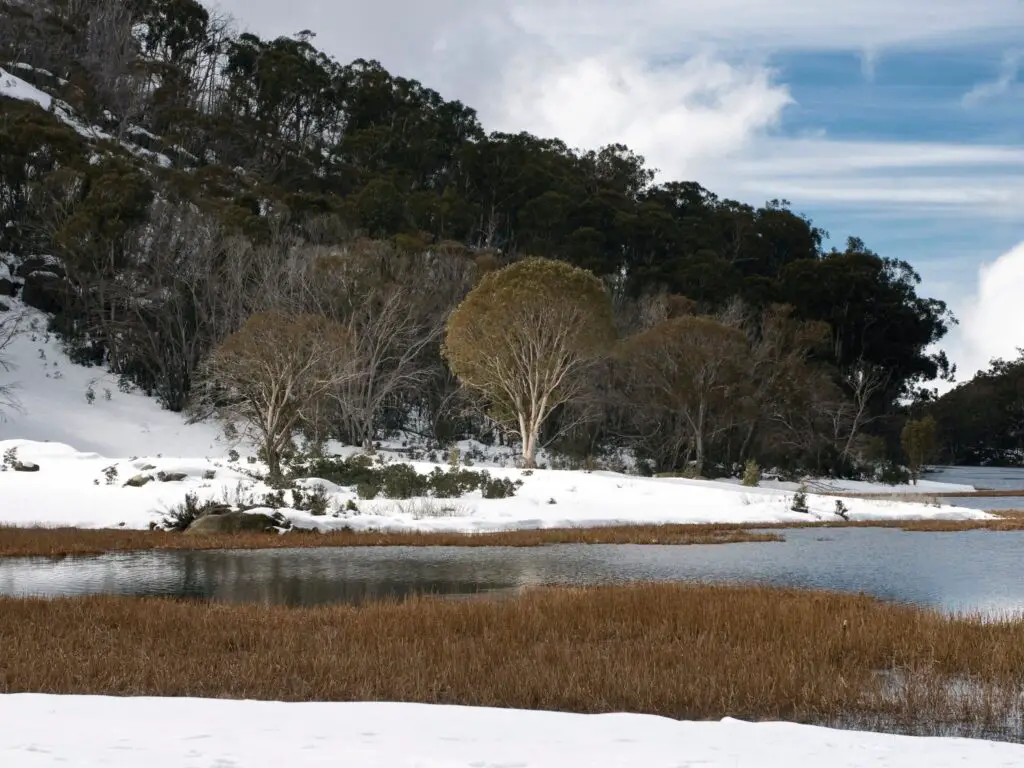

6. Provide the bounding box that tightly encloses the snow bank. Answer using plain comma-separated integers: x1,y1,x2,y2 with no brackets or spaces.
1,695,1020,767
0,67,53,110
0,303,224,457
0,438,993,530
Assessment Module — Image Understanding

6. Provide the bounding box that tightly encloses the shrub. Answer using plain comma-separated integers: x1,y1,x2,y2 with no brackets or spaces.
356,482,380,500
379,463,428,499
791,485,809,514
741,459,761,487
835,500,850,520
481,475,523,499
161,492,223,531
291,484,331,516
876,461,911,486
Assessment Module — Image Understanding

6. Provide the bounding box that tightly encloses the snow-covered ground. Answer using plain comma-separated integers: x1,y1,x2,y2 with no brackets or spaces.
0,301,993,530
2,695,1022,768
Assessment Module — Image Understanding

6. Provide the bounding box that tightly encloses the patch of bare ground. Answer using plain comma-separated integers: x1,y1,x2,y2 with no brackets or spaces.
0,585,1021,739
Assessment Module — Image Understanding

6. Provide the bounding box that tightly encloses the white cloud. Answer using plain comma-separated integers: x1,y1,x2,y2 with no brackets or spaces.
962,50,1022,107
493,52,792,173
943,242,1024,383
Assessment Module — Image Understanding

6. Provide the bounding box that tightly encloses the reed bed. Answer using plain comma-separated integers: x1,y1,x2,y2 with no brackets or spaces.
0,524,779,558
1,584,1022,739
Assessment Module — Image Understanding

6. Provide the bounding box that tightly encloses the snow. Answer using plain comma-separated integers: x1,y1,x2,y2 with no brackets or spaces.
0,303,224,458
0,301,994,531
0,67,173,168
1,695,1021,768
0,67,53,110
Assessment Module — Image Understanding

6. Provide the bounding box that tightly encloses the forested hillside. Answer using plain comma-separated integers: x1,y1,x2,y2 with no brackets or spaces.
0,0,957,476
927,351,1024,466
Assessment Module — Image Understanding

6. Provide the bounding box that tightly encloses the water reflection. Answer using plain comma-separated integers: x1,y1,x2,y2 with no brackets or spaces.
2,527,1024,616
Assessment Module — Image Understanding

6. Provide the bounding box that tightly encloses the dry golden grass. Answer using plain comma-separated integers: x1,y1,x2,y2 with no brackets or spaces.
0,524,779,558
1,584,1022,738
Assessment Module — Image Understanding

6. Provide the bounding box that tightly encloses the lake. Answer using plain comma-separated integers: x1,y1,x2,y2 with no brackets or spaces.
928,465,1024,510
2,527,1023,616
928,465,1024,491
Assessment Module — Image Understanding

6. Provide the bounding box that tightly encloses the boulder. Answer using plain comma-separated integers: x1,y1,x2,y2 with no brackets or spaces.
124,474,153,488
0,277,15,296
20,271,63,314
184,511,283,535
16,256,65,280
13,462,40,472
158,472,188,482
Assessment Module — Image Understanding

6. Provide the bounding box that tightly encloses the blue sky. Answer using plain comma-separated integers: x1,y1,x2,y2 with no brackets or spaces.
771,46,1024,321
220,0,1024,381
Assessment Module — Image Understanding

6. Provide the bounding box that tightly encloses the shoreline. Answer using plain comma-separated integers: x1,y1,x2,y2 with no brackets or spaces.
1,515,1024,558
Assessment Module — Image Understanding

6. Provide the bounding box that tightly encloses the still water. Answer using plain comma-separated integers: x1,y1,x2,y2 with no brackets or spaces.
2,527,1023,616
929,465,1024,510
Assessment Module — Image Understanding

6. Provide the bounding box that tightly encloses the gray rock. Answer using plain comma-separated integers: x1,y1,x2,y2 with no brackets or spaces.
21,271,63,314
184,511,283,535
14,462,40,472
16,256,65,280
158,472,188,482
0,277,15,297
124,474,153,487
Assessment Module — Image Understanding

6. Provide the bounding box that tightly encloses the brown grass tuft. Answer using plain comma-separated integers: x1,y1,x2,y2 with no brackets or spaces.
0,524,779,559
0,585,1021,739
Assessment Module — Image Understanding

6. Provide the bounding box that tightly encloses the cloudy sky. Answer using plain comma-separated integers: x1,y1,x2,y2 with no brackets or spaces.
214,0,1024,386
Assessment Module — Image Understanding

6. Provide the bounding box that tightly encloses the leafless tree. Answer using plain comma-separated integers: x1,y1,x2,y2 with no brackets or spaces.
624,315,748,474
839,356,890,463
195,311,357,478
0,305,26,418
293,240,471,450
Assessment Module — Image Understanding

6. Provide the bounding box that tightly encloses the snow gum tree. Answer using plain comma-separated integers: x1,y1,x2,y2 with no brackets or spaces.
443,257,615,467
197,311,354,480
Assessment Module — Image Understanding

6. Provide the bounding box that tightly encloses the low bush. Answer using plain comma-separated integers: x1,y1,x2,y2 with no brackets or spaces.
160,492,224,531
297,456,522,501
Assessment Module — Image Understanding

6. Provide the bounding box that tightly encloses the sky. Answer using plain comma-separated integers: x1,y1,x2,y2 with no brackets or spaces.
212,0,1024,387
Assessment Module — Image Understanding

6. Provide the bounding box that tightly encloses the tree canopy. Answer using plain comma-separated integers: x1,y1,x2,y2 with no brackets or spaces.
444,258,615,466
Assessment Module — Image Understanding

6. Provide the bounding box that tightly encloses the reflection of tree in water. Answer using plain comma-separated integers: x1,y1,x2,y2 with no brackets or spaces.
177,550,517,607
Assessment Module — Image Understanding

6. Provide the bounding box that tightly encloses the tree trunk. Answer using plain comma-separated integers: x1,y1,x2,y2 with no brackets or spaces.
522,425,538,468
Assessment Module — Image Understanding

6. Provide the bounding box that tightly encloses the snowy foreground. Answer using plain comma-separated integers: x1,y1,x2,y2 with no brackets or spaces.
0,301,991,530
2,695,1022,768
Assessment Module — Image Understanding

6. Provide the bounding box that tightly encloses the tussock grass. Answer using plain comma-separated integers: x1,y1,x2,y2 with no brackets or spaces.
0,584,1022,739
0,524,779,558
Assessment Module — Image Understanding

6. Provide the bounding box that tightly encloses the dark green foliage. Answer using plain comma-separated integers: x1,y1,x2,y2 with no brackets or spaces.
297,456,521,500
791,487,809,514
875,462,912,486
291,485,331,516
928,351,1024,466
